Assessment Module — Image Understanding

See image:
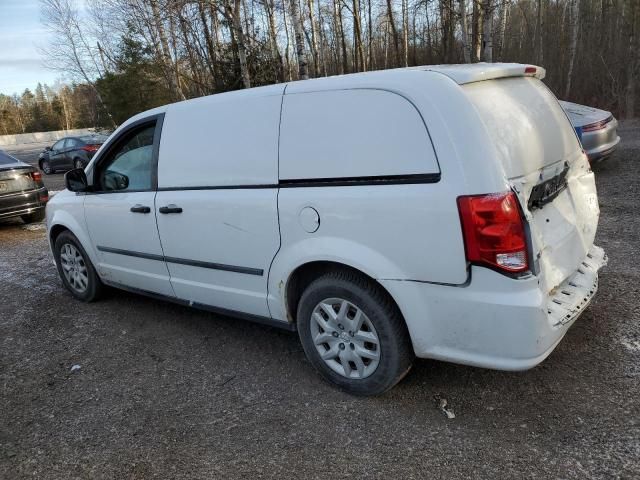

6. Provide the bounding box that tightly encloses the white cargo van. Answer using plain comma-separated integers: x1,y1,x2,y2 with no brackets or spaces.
47,63,606,395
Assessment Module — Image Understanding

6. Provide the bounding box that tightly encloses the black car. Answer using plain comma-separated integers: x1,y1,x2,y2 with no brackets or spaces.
0,150,48,223
38,134,108,174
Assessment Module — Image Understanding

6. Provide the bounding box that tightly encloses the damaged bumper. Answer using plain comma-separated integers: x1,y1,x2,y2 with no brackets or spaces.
379,245,607,371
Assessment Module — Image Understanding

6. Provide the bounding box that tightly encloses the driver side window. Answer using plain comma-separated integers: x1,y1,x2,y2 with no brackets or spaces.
96,124,156,192
52,139,65,151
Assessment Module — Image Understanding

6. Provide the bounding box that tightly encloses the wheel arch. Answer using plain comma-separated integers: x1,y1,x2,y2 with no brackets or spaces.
283,260,406,330
47,211,99,269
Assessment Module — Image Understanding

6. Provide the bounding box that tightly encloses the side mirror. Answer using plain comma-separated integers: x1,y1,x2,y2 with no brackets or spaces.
45,146,52,151
65,168,88,192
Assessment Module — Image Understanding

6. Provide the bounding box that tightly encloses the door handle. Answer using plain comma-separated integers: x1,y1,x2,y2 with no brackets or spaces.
159,204,183,214
130,204,151,214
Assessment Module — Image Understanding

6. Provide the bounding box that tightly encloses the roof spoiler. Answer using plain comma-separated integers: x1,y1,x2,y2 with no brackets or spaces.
424,63,546,85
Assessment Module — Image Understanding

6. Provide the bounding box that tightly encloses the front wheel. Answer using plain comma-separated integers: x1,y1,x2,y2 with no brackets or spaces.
297,270,414,396
53,231,103,302
41,160,53,175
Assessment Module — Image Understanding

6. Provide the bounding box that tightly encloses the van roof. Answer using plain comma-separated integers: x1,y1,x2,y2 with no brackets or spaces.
125,63,544,127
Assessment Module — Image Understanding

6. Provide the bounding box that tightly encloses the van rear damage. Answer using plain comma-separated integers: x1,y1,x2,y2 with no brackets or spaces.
381,64,606,370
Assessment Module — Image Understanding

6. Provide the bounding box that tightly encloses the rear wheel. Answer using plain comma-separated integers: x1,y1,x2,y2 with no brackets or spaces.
21,211,45,224
74,158,84,169
53,231,103,302
297,270,414,396
41,160,53,175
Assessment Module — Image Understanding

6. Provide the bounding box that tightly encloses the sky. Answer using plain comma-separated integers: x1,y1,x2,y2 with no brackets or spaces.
0,0,60,96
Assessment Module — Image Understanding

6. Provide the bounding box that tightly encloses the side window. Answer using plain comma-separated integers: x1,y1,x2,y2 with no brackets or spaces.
66,138,80,149
52,139,65,151
95,124,156,192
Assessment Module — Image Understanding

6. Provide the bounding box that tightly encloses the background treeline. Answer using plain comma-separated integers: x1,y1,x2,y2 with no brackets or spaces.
1,0,638,135
0,83,100,135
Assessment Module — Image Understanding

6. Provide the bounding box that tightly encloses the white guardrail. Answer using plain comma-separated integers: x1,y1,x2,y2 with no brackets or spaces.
0,128,99,147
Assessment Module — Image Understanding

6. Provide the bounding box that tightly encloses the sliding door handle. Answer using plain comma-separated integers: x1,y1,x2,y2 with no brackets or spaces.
159,204,183,214
130,204,151,213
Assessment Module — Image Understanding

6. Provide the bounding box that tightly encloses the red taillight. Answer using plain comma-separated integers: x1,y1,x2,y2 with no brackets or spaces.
582,116,613,132
81,144,100,153
30,171,42,183
39,192,49,203
457,192,529,273
524,66,537,74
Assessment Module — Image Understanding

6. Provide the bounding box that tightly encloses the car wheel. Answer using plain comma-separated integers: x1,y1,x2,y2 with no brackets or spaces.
297,269,414,396
53,231,103,302
21,211,45,224
74,158,84,169
41,160,53,175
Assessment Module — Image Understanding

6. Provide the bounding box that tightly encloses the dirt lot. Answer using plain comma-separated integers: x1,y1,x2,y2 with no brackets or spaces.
1,128,639,479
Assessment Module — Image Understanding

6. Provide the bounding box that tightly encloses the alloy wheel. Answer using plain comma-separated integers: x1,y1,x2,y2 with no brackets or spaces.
59,243,89,293
310,297,381,379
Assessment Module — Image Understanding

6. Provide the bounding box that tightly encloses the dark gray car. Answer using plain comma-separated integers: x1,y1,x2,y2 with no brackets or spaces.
38,135,108,174
0,150,48,223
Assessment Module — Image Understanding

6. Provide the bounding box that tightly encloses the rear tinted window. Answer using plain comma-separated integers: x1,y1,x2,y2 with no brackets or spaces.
0,151,19,165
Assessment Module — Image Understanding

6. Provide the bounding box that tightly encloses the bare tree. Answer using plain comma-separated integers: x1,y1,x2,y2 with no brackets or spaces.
565,0,580,97
290,0,309,79
40,0,116,126
460,0,471,63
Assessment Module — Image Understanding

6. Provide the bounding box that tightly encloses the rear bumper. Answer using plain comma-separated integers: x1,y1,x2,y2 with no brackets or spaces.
380,245,607,371
0,187,48,220
581,121,620,162
586,136,620,162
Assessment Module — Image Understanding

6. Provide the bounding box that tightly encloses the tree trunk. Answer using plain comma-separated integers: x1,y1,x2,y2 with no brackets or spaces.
565,0,580,98
233,0,251,88
307,0,320,76
352,0,366,71
149,0,184,101
536,0,544,65
402,0,409,67
336,0,349,74
498,0,508,60
625,0,639,117
460,0,471,62
472,0,483,61
290,0,309,79
386,0,400,65
481,0,493,62
265,0,285,82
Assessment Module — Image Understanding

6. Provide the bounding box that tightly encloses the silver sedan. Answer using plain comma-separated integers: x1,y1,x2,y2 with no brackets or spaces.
560,100,620,163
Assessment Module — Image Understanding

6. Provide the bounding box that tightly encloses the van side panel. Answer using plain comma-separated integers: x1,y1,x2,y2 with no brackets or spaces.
157,88,284,188
155,88,284,318
279,89,440,180
270,83,471,321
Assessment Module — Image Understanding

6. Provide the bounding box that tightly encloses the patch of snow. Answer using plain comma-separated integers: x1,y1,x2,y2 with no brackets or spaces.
621,338,640,353
22,223,46,231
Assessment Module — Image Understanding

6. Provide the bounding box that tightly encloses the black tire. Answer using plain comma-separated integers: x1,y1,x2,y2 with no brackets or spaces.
41,160,54,175
297,269,414,396
21,210,45,224
53,230,104,302
73,158,84,169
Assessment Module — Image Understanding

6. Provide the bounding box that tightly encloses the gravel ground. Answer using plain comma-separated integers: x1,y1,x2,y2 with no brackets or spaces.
1,125,639,479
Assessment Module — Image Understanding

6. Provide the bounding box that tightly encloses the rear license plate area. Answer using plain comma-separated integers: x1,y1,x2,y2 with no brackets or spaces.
527,165,569,211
